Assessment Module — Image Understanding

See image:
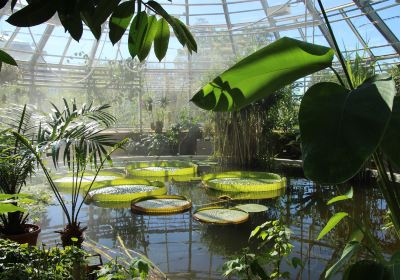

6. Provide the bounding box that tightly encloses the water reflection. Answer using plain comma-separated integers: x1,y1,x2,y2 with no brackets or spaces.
37,168,400,279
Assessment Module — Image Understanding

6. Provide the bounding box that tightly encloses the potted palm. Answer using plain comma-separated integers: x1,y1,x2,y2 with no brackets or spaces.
0,105,41,245
13,99,124,247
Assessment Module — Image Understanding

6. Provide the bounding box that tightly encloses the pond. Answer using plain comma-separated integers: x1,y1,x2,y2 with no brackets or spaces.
34,159,400,280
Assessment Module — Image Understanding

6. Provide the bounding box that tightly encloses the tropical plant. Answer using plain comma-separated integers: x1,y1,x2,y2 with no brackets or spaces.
191,0,399,278
0,238,88,280
0,0,196,65
13,99,125,247
0,105,39,235
223,220,302,279
315,188,400,279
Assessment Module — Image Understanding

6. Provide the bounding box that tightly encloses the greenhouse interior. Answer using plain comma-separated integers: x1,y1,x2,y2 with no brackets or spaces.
0,0,399,279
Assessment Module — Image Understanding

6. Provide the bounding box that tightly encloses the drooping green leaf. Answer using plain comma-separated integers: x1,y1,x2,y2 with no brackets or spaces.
0,49,17,67
93,0,121,27
300,74,396,184
7,0,56,27
128,11,148,59
344,260,386,280
146,1,196,54
154,18,169,61
57,3,83,42
317,212,348,240
172,17,196,53
327,188,353,205
191,37,334,111
0,0,7,10
137,15,158,61
325,240,361,279
381,96,400,168
0,203,26,214
109,0,135,45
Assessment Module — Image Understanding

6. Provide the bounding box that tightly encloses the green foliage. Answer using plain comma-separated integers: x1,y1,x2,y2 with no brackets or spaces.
326,187,353,205
97,257,152,280
223,220,301,279
3,0,196,62
300,74,396,184
0,239,88,280
0,105,37,235
191,37,333,111
317,212,349,240
0,49,17,71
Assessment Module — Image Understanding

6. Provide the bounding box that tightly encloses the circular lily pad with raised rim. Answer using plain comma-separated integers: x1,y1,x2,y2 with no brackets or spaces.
203,171,286,192
193,207,249,225
87,179,166,202
131,195,192,214
53,171,124,189
127,161,197,177
235,204,268,213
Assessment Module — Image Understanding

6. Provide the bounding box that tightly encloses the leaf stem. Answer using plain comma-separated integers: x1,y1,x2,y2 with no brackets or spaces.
316,0,354,90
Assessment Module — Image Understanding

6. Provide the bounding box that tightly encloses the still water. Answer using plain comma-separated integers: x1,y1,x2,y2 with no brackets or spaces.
35,160,400,279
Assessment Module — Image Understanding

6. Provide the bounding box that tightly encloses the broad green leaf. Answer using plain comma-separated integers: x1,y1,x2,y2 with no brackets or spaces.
128,11,148,59
0,0,7,9
191,37,334,111
325,240,361,279
93,0,121,27
0,203,26,214
109,0,135,45
381,96,400,168
154,18,170,61
7,0,56,27
0,49,17,66
327,188,353,205
317,212,348,240
58,8,83,41
344,260,386,280
299,74,396,184
137,15,158,62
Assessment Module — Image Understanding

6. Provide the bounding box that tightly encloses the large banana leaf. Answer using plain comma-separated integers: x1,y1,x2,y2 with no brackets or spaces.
190,37,334,111
299,74,396,184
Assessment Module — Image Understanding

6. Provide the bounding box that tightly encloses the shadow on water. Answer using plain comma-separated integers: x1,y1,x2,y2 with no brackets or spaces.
36,163,400,279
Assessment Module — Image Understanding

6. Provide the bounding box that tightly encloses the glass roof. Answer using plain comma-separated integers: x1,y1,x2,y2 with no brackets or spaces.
0,0,399,127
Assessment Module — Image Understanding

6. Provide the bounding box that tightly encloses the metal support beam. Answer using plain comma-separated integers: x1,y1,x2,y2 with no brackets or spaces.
59,37,72,65
221,0,237,56
185,0,193,102
4,27,20,49
339,8,375,59
30,25,54,65
87,25,105,68
353,0,400,55
303,0,336,50
259,0,280,39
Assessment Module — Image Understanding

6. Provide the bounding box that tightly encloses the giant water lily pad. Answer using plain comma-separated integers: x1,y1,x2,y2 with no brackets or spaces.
235,204,268,213
87,179,166,202
193,207,249,224
127,161,197,177
54,171,123,189
131,195,192,214
203,171,285,192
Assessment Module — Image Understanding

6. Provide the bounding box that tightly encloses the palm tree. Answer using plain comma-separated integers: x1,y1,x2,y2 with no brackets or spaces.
14,98,125,247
